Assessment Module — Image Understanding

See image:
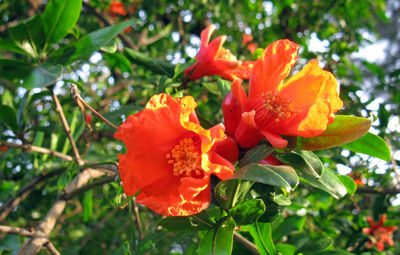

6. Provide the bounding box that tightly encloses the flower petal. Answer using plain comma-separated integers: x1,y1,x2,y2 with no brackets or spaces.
249,39,299,99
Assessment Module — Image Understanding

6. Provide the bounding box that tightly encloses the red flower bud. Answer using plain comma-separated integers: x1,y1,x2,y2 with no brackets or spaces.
221,92,241,137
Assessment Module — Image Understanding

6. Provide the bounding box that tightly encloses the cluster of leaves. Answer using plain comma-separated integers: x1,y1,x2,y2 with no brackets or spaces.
0,0,399,254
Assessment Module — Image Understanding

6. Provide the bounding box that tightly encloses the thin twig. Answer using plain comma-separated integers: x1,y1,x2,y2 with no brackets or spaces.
44,241,61,255
0,225,35,237
51,87,84,165
71,84,118,130
0,141,73,161
0,168,66,222
233,231,260,255
20,89,104,255
132,197,144,240
61,175,117,200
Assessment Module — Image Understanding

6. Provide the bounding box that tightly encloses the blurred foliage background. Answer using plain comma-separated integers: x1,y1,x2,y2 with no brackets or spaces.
0,0,399,254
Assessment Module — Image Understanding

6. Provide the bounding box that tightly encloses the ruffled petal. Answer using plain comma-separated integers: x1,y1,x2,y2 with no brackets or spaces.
249,39,299,99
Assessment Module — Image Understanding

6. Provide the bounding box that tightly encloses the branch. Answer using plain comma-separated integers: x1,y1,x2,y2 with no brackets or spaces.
0,225,34,237
71,84,118,130
0,141,73,161
51,87,84,165
0,168,66,222
132,197,144,240
60,174,117,200
357,187,400,195
233,231,260,255
44,241,61,255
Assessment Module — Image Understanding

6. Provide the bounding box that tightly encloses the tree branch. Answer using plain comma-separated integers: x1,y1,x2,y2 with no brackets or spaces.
0,225,34,237
60,174,117,200
0,141,73,161
43,241,61,255
233,231,260,255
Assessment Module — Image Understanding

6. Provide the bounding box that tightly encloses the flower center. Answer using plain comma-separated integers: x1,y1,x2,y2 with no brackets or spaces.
166,137,203,177
261,91,293,122
217,47,237,61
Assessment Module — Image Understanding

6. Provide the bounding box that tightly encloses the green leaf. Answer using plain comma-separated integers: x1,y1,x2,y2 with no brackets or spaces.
341,132,391,161
198,217,235,255
316,251,355,255
42,0,82,46
274,150,324,178
0,59,31,80
0,105,19,132
298,237,333,254
124,48,175,77
273,215,305,241
229,163,299,192
239,143,275,167
301,167,347,199
104,52,133,73
217,79,231,98
0,40,28,55
158,216,211,232
214,179,254,210
273,194,291,206
338,175,357,195
244,222,276,255
83,189,93,222
297,115,371,151
50,19,136,65
229,199,266,225
23,64,63,89
9,14,45,56
203,82,221,95
276,243,297,255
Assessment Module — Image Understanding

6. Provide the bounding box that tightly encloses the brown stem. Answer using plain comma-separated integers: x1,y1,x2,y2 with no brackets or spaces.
60,175,116,200
0,225,35,237
71,84,118,130
43,241,61,255
233,231,260,255
132,197,144,240
0,141,73,161
51,88,84,165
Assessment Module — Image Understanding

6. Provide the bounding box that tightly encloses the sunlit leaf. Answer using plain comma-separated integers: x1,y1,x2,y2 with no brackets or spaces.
198,217,235,255
297,115,371,151
341,132,391,161
274,150,324,178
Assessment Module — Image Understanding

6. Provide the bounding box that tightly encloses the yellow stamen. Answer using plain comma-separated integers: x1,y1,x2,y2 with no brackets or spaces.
262,91,293,121
166,137,202,177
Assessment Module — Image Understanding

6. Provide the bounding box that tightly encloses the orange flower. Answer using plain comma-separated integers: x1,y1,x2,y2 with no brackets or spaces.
185,24,253,81
349,172,364,186
109,0,127,17
362,214,398,251
242,33,253,45
114,93,234,216
0,145,7,152
222,39,343,149
242,33,258,54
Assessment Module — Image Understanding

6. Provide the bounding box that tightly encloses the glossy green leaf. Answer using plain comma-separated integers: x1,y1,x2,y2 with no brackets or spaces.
198,217,235,255
103,52,133,73
23,64,63,89
0,59,31,80
229,199,265,225
214,179,254,210
301,167,347,199
0,40,28,55
297,115,371,151
239,143,275,167
50,19,136,65
42,0,82,46
317,251,355,255
0,105,18,132
244,222,276,255
273,215,305,241
341,132,391,161
228,163,299,192
338,175,357,195
298,237,333,254
9,14,45,56
276,244,296,255
274,150,324,178
124,48,175,77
